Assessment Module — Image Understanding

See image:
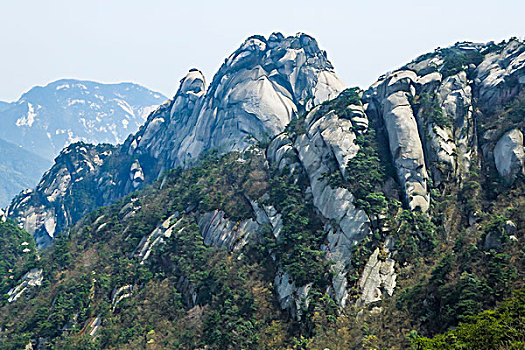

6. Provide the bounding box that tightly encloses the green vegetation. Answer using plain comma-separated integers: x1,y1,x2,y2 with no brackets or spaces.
0,76,524,350
411,288,525,349
412,92,451,129
267,166,329,286
0,220,38,303
440,48,484,78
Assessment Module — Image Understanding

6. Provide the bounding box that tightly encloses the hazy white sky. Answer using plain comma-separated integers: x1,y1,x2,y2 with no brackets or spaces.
1,0,524,101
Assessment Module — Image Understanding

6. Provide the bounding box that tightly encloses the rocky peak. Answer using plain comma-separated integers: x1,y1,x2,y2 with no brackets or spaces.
127,32,345,173
8,33,345,247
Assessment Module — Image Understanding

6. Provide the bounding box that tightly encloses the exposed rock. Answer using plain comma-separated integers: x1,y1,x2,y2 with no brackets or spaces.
87,316,101,337
437,71,475,179
7,143,115,248
176,276,198,307
128,32,344,172
249,198,283,239
365,71,430,212
132,214,180,263
111,285,134,310
357,239,396,306
274,268,312,320
7,268,43,302
197,210,259,251
494,129,525,183
268,98,372,308
475,39,525,111
8,33,345,247
130,160,145,188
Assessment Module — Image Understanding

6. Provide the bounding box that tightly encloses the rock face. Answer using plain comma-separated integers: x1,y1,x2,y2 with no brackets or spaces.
357,239,396,306
267,97,374,309
7,143,115,248
274,268,312,320
8,33,345,248
364,39,525,211
5,36,525,321
494,129,525,184
126,33,345,174
7,268,43,303
475,40,525,111
365,71,430,212
197,210,260,252
132,214,181,263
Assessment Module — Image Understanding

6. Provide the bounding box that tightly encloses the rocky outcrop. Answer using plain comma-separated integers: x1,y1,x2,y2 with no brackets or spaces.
436,71,475,180
172,33,344,166
126,32,344,174
8,33,344,247
7,268,43,302
494,129,525,184
197,210,260,252
474,39,525,112
357,239,396,306
365,71,430,212
132,214,181,263
111,285,134,310
294,106,372,307
7,143,115,248
267,95,373,309
363,39,525,210
274,268,312,320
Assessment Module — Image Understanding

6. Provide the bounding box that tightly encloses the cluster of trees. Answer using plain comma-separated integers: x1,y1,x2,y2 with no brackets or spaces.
0,220,38,303
411,288,525,349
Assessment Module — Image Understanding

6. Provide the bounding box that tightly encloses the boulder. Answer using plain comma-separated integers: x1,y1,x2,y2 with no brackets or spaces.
494,129,525,184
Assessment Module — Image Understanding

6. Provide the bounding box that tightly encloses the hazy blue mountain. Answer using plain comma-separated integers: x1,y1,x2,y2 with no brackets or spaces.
0,80,166,207
0,138,51,206
0,101,10,112
0,79,167,160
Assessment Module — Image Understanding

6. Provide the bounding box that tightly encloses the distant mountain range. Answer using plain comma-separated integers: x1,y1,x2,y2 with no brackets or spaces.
0,79,166,206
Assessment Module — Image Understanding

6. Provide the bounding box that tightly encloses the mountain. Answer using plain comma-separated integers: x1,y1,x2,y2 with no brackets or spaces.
1,35,524,349
0,138,51,207
0,101,10,112
7,33,345,248
0,79,167,160
0,80,166,208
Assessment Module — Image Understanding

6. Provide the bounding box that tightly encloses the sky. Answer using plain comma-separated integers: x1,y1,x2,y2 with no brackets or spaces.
1,0,524,101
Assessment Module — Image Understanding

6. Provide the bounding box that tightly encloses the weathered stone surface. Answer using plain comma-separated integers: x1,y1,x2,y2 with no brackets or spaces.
475,39,525,111
357,240,396,306
8,33,345,247
365,71,430,212
111,285,134,310
197,210,259,251
132,214,180,263
494,129,525,183
383,91,429,211
268,101,372,309
7,143,115,248
128,32,344,172
7,268,43,303
274,268,312,320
